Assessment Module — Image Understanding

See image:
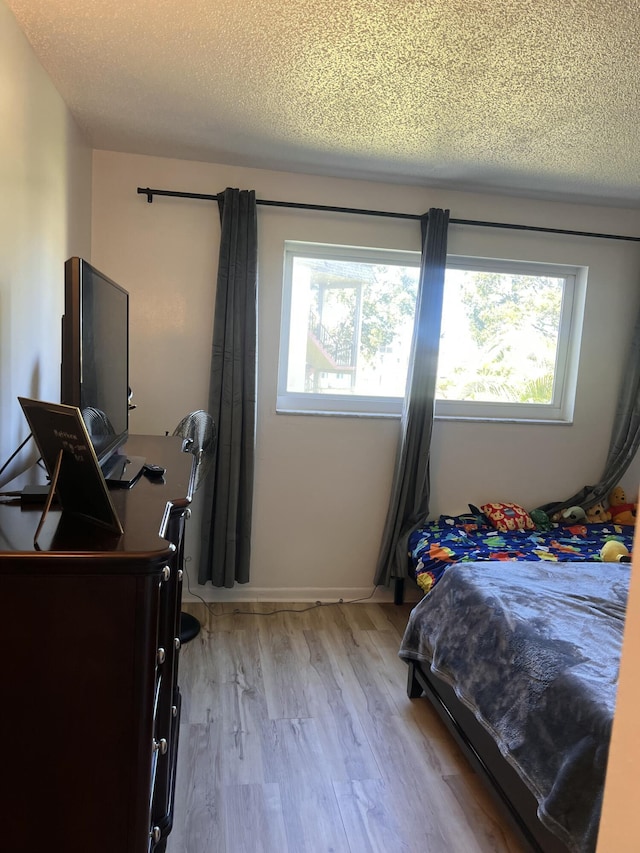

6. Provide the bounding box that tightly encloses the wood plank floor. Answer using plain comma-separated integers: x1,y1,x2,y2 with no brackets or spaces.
167,601,524,853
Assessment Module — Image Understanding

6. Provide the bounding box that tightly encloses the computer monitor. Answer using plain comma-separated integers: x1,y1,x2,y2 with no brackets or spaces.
61,257,143,486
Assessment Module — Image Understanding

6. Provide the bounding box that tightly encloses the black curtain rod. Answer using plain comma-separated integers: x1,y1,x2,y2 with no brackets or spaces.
137,186,640,243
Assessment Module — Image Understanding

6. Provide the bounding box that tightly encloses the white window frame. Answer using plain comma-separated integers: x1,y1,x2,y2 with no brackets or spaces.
277,242,419,416
277,241,585,423
438,255,583,423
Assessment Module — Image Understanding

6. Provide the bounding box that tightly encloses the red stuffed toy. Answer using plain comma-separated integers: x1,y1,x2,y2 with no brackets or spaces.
608,486,637,526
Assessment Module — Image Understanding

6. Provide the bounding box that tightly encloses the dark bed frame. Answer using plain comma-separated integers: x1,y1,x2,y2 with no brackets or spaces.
406,659,570,853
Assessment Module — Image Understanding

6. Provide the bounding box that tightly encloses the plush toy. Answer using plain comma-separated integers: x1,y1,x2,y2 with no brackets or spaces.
562,506,587,524
550,506,585,524
585,502,611,524
600,540,631,562
530,509,553,531
608,486,637,526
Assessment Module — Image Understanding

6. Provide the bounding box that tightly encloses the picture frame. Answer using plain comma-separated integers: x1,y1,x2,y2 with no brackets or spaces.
18,397,124,540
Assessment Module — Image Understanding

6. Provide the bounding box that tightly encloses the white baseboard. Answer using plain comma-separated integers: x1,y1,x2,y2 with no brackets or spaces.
181,583,421,604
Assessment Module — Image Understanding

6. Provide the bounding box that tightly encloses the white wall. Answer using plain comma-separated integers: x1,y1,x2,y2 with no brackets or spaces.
0,0,92,483
91,149,640,601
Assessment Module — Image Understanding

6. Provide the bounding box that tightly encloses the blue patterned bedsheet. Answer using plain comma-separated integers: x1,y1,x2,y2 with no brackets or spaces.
409,515,634,593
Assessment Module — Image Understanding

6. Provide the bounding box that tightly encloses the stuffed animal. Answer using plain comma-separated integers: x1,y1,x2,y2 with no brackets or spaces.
608,486,637,526
530,509,553,531
585,502,611,524
562,506,587,524
550,506,586,524
600,540,631,562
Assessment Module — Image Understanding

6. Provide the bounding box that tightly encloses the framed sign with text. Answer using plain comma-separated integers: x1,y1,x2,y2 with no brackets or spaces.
18,397,123,535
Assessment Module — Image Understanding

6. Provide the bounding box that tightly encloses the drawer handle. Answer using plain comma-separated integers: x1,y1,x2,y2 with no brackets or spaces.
157,647,166,665
177,569,183,582
150,826,161,843
161,566,171,582
174,637,181,651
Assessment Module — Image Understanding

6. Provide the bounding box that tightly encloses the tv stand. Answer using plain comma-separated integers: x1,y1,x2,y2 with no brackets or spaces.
0,435,195,853
103,448,146,487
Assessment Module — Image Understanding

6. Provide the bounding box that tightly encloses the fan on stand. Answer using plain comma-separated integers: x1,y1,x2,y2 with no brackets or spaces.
172,410,216,643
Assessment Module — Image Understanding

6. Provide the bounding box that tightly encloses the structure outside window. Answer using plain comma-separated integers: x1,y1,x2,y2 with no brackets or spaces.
278,242,585,422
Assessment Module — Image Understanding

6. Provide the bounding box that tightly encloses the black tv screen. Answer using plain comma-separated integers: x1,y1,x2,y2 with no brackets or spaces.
61,257,129,467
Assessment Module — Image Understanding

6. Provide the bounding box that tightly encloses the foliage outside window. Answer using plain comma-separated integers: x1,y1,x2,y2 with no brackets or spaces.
277,242,583,421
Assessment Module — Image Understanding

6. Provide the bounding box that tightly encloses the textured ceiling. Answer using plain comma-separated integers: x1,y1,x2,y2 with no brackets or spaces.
7,0,640,206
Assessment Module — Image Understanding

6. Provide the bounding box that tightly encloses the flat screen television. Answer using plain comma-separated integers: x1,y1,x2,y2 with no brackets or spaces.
61,257,144,486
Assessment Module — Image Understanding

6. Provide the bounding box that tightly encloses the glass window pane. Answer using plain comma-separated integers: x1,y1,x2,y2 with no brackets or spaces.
279,243,581,422
287,256,419,397
437,269,564,404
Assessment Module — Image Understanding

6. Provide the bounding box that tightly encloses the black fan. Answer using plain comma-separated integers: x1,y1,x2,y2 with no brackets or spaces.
172,410,216,643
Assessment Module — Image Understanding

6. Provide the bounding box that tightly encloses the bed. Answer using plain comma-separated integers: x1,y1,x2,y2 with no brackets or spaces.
407,508,634,595
399,556,630,853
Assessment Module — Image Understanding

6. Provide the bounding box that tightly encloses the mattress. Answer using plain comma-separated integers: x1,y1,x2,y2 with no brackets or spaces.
408,514,634,593
399,558,629,852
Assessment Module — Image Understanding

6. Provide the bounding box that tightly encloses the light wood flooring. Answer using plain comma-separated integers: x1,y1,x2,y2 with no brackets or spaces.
167,601,524,853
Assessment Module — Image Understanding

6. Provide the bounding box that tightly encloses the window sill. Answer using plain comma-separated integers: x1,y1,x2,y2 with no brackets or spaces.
275,407,399,419
275,407,573,425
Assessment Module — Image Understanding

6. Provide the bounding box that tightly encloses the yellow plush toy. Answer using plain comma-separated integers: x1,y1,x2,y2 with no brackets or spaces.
586,502,611,523
608,486,637,526
600,541,631,562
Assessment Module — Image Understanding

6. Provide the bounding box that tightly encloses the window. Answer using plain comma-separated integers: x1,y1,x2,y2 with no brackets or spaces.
277,242,584,422
436,256,583,422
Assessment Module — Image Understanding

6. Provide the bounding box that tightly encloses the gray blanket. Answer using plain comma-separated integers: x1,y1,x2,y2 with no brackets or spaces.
398,560,629,853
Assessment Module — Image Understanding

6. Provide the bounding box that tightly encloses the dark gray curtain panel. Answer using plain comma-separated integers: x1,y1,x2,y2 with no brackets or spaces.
199,188,257,587
374,208,450,586
539,298,640,517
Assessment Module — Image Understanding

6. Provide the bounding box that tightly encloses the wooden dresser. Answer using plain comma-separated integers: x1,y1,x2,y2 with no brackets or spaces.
0,435,194,853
